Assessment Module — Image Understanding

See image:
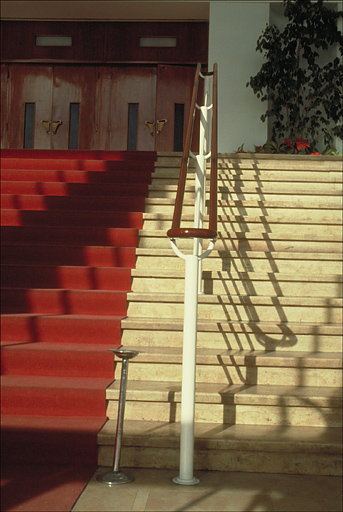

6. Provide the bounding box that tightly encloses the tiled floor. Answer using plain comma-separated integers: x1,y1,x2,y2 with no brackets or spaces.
71,467,342,512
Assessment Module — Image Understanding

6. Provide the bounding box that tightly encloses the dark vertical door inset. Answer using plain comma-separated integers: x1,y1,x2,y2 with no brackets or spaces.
24,103,35,149
68,102,80,149
174,103,185,152
127,103,139,151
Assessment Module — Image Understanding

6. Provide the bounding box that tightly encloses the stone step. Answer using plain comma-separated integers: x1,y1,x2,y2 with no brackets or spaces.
121,318,342,352
1,288,128,315
155,152,343,170
143,210,343,225
97,419,342,475
131,269,343,297
151,170,343,186
142,217,342,236
144,197,343,213
217,170,343,182
215,154,343,171
111,347,342,387
105,380,342,427
126,292,343,324
138,230,342,252
1,312,123,344
1,264,132,290
148,182,342,198
135,248,343,274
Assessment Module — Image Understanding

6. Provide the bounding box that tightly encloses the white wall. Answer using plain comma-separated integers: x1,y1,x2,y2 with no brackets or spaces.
209,1,270,153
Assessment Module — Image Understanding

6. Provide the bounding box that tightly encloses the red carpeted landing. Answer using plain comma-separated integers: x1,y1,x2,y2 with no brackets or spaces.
0,149,157,512
1,463,96,512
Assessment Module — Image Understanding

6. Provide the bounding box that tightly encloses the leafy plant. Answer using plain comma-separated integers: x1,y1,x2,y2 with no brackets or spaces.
247,0,343,150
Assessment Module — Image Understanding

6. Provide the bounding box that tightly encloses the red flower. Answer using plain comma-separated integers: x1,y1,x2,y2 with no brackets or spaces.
283,138,295,147
295,138,310,151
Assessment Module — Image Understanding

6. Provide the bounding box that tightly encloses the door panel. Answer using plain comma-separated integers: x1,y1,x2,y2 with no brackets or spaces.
109,67,156,151
155,65,198,152
94,67,112,150
6,65,53,149
51,66,97,150
1,64,9,148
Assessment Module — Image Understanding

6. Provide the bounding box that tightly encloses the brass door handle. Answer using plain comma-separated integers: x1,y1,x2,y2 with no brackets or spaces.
145,120,154,136
41,119,50,134
52,119,62,135
157,118,167,134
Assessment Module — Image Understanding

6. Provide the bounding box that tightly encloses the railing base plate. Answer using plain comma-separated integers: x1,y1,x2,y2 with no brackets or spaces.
172,476,200,486
97,470,134,485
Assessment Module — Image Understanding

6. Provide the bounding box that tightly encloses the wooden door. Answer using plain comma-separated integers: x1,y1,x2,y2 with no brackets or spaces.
2,64,97,150
5,65,53,149
109,67,157,151
155,65,198,152
2,63,199,151
104,65,198,152
1,64,9,149
51,66,97,150
94,67,112,150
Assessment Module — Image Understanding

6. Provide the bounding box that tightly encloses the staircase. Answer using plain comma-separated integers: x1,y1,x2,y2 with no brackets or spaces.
98,152,343,476
0,149,156,466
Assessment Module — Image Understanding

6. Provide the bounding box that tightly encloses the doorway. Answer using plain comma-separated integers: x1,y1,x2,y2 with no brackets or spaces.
1,63,199,151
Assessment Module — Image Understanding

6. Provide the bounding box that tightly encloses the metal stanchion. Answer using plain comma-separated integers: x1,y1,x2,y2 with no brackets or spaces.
97,348,139,485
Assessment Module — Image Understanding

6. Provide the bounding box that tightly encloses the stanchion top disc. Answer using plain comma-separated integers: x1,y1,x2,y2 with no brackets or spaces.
109,348,140,359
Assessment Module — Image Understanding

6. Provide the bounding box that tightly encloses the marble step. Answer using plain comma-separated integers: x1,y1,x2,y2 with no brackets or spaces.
105,380,342,427
121,318,342,352
109,347,342,387
215,154,343,170
131,269,343,297
155,152,343,170
152,168,343,182
143,210,343,226
137,230,342,252
142,216,341,236
97,419,342,476
126,292,343,324
135,248,343,274
144,197,343,213
147,183,342,200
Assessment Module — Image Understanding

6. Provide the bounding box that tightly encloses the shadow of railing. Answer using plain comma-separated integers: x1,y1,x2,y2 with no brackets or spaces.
199,153,342,438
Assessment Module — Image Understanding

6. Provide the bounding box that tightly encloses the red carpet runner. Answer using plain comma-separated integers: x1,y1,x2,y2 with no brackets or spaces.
0,149,156,511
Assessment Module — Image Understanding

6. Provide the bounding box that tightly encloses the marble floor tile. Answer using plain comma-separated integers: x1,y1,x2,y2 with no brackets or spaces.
146,490,274,511
71,467,343,512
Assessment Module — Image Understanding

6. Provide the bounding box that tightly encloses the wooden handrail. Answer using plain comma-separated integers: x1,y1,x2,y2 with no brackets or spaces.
168,63,201,234
167,63,218,240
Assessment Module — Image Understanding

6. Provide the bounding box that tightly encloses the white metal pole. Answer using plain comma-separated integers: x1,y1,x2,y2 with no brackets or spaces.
194,104,207,293
171,71,215,487
172,253,200,485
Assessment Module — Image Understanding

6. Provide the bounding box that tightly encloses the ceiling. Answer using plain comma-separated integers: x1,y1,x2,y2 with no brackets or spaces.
0,1,210,21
